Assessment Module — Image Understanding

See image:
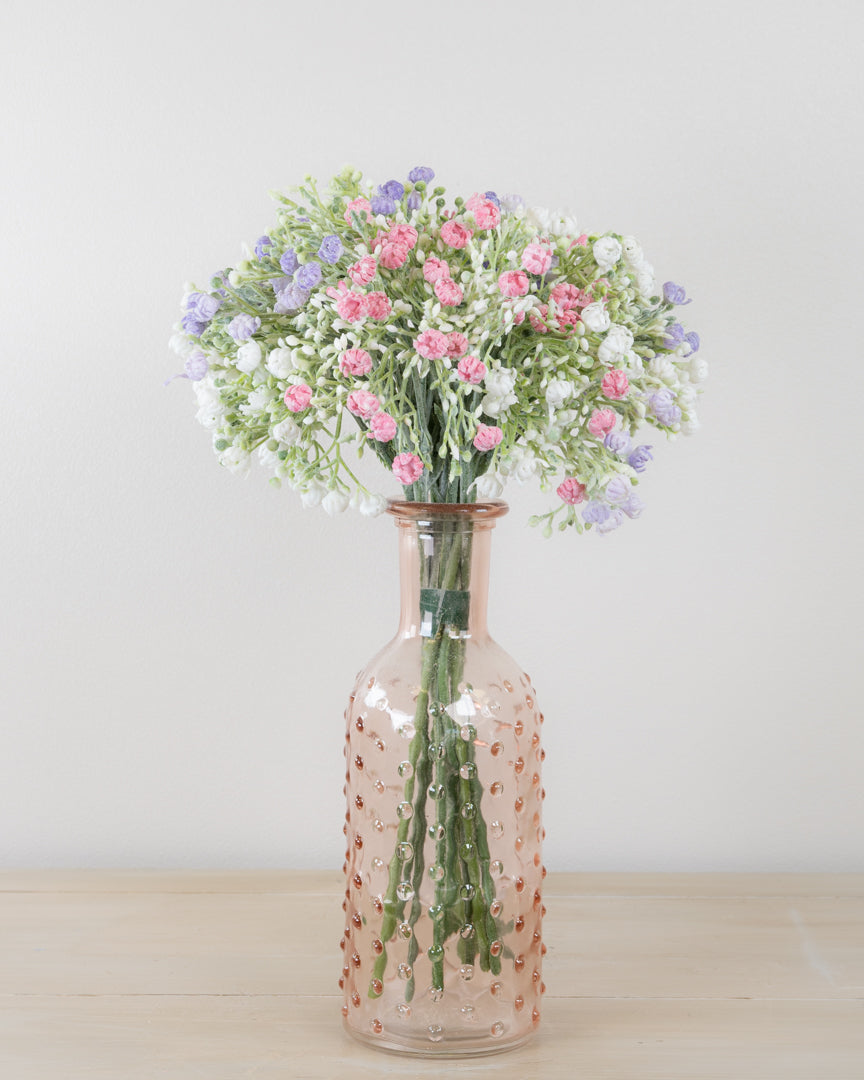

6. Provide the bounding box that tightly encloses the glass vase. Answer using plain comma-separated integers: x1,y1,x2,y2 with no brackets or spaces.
340,501,546,1056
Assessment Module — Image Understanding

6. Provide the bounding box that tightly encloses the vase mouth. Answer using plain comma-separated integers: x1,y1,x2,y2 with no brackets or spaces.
386,499,509,522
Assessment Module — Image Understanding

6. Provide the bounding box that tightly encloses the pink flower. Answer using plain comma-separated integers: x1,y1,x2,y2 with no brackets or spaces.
414,328,449,359
555,309,581,334
339,348,373,376
529,305,550,333
423,257,450,283
498,270,529,298
440,220,473,249
434,277,463,306
573,233,588,247
392,452,424,485
344,198,373,225
368,411,397,442
601,370,629,399
348,256,377,285
457,356,487,384
446,332,468,358
363,292,391,320
557,478,587,505
378,241,409,269
388,223,418,249
336,290,365,322
285,383,313,412
466,193,501,230
521,243,553,275
550,283,589,310
473,423,504,451
346,389,380,418
587,408,618,438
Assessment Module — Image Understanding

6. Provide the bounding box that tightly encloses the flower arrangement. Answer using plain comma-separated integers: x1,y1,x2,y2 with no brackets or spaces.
169,169,706,1026
169,166,704,535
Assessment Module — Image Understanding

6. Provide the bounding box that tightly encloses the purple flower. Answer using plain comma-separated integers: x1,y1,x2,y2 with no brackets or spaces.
582,502,611,525
370,194,397,216
663,322,685,349
296,262,322,290
181,313,207,337
273,282,310,313
227,314,261,342
663,281,693,305
379,180,405,201
184,350,209,381
186,291,221,323
605,476,631,503
499,193,525,214
596,508,625,534
628,445,654,473
685,331,700,354
650,390,681,425
620,494,645,519
280,249,299,275
255,235,272,260
318,235,343,264
604,431,632,456
407,191,421,211
626,444,652,470
408,166,435,184
484,191,500,207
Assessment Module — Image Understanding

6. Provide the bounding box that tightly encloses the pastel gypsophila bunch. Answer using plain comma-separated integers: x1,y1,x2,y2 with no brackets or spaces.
169,166,705,534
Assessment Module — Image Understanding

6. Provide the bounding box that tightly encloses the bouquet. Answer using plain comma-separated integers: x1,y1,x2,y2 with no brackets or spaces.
169,166,704,536
169,167,705,1012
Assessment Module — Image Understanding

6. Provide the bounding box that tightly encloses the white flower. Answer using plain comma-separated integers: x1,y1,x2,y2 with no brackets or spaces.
689,357,710,384
358,492,388,517
598,324,634,364
193,379,227,429
526,206,552,231
236,340,262,374
677,385,699,409
648,355,677,382
581,302,611,333
169,331,192,357
481,367,518,417
219,445,250,475
514,451,538,484
680,415,701,436
545,379,573,408
258,444,282,470
272,417,301,444
625,351,644,377
621,236,644,267
266,347,294,379
300,482,326,508
474,473,504,499
242,386,276,415
322,489,350,515
593,236,622,272
635,263,655,298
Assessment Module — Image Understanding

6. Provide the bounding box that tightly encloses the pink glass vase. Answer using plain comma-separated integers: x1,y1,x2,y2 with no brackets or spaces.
340,501,546,1055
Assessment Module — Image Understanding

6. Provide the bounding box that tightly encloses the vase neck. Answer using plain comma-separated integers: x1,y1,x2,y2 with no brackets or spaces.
388,502,507,641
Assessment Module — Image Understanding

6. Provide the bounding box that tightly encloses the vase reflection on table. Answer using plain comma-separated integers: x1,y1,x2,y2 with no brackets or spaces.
340,501,546,1055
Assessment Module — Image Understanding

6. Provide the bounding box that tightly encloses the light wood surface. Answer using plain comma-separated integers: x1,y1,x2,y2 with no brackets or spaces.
1,871,862,1078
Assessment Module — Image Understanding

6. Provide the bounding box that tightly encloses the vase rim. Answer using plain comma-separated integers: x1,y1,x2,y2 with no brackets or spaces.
386,499,509,521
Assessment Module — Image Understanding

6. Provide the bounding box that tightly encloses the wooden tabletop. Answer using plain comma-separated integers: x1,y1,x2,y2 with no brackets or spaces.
1,871,862,1079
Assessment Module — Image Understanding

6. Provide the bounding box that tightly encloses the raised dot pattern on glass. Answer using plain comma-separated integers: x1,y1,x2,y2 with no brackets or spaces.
340,510,544,1054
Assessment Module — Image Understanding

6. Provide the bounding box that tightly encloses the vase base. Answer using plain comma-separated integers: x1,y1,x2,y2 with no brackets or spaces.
343,1017,536,1058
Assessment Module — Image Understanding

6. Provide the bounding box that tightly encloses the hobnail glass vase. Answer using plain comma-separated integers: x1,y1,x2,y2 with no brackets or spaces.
339,501,546,1056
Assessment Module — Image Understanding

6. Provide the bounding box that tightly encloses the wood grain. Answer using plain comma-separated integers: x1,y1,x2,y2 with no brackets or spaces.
1,872,862,1078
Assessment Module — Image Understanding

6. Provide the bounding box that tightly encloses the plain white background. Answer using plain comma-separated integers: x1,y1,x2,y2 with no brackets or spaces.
1,0,862,871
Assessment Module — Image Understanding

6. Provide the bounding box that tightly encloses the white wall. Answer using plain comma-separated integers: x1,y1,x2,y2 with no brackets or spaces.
2,0,862,871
